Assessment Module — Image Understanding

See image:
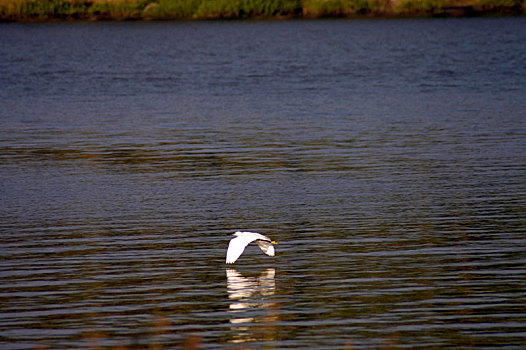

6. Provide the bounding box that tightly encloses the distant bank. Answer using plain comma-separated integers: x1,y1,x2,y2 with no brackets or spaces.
1,0,524,22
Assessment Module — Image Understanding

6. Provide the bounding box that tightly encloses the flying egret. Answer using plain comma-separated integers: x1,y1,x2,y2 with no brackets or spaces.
226,231,278,264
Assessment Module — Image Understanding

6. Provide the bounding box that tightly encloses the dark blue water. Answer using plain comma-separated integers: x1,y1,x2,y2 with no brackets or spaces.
1,18,525,349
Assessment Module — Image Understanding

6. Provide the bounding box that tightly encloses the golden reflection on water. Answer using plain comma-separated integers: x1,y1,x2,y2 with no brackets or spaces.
226,268,278,345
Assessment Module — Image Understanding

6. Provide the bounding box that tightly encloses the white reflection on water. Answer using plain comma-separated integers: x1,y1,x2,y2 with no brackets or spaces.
226,268,278,344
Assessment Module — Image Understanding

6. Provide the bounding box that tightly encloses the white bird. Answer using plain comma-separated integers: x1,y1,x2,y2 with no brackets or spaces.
226,231,278,264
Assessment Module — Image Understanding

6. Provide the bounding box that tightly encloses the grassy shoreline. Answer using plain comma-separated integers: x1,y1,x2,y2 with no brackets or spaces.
1,0,524,22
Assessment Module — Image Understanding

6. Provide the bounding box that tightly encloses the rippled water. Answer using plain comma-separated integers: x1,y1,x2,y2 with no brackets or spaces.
1,18,525,349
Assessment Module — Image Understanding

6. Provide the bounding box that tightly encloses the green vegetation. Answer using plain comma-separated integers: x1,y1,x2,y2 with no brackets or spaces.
302,0,392,16
193,0,302,19
0,0,524,21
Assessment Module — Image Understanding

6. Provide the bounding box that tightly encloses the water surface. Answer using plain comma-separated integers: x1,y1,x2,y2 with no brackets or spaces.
1,18,525,349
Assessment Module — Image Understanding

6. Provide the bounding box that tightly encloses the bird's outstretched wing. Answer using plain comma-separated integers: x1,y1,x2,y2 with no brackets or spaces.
256,240,275,257
226,237,245,264
226,235,259,264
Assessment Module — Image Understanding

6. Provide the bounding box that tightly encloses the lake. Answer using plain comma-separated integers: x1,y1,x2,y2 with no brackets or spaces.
0,18,525,349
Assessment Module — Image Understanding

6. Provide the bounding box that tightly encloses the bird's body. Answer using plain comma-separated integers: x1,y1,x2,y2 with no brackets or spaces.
226,231,278,264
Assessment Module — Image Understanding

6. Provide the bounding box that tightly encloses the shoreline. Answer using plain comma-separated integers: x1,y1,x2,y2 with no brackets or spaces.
1,0,524,22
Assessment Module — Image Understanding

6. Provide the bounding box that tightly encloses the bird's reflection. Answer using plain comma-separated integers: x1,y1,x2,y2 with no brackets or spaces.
226,268,278,344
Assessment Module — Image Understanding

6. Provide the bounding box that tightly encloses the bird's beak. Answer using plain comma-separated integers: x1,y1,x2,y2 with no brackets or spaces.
271,241,278,245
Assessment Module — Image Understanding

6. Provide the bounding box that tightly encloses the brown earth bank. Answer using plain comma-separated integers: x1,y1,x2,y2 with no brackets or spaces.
0,0,524,22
